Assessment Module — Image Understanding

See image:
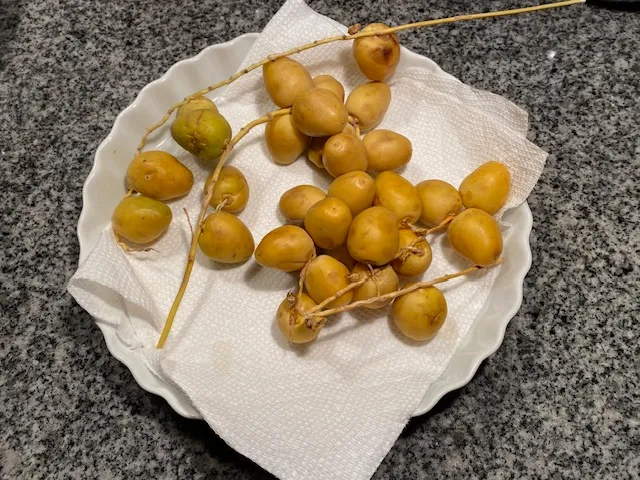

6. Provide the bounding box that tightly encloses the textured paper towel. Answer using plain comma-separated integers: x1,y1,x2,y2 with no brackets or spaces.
68,0,547,478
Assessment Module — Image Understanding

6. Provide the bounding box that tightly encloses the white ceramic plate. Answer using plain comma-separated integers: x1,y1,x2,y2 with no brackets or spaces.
78,33,532,420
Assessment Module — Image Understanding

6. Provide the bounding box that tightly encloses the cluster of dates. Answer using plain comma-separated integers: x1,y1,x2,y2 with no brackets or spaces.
110,23,510,346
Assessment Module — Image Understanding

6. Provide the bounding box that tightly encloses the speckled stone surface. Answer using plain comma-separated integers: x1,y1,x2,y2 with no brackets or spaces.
1,0,639,478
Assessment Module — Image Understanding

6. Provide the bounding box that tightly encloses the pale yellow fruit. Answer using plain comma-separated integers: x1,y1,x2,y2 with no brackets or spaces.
304,255,353,309
198,212,254,263
352,23,401,81
263,57,314,108
277,293,324,344
278,185,326,222
265,113,309,165
415,179,463,227
127,151,193,201
363,130,412,172
292,88,348,137
255,225,316,272
322,133,368,178
351,264,399,308
313,75,345,102
346,206,399,266
327,171,375,216
170,109,232,162
112,196,172,244
304,197,352,249
447,208,503,266
374,171,422,224
459,161,511,215
391,229,432,277
205,166,249,213
392,286,447,341
345,81,391,132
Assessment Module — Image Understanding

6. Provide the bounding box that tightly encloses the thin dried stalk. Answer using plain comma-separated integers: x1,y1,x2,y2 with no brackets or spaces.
296,254,316,304
395,215,455,260
307,276,369,314
156,108,291,348
135,0,583,154
306,259,504,320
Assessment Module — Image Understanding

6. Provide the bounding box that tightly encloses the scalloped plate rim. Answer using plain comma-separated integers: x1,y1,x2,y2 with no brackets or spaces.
77,32,533,420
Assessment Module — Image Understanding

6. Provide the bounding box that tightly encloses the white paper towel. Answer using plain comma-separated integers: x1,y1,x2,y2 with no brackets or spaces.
68,1,548,478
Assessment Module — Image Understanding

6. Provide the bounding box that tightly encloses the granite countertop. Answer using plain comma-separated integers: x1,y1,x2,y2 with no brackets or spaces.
1,0,639,478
